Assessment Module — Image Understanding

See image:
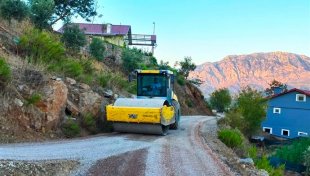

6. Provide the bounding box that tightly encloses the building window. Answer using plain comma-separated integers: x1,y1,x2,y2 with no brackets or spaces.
273,108,281,114
296,94,306,102
298,132,308,136
281,129,290,136
263,127,272,134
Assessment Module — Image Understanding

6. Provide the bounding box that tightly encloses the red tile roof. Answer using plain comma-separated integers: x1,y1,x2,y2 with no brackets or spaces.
57,23,131,36
271,88,310,99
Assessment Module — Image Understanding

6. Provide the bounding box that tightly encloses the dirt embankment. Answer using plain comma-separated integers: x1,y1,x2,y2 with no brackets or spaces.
175,82,212,116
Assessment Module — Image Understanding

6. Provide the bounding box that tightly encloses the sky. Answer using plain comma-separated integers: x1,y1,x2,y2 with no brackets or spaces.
56,0,310,65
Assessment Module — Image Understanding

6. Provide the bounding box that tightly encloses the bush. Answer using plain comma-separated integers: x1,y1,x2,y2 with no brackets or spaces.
82,113,97,134
62,119,80,138
19,28,65,64
177,75,186,86
110,72,128,89
25,93,41,106
0,58,11,89
61,24,87,52
80,59,94,75
224,110,244,130
236,87,267,137
98,73,112,88
63,59,84,78
29,0,54,29
256,155,285,176
121,48,143,72
304,147,310,175
98,72,128,89
247,145,258,159
218,128,243,148
89,38,105,61
186,99,194,107
209,88,232,112
0,0,29,22
275,137,310,164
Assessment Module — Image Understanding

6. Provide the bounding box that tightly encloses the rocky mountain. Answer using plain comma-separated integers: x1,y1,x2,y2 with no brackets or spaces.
189,52,310,97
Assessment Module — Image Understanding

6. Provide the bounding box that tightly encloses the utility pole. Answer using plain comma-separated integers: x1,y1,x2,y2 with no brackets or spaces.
152,22,155,55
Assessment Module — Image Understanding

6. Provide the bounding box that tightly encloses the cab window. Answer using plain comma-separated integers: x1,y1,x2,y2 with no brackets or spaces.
137,74,167,97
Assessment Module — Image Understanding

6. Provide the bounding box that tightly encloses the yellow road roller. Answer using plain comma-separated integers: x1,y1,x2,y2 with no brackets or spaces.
106,70,180,135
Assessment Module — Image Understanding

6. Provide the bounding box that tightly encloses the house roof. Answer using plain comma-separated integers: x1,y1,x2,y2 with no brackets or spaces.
57,23,131,36
270,88,310,99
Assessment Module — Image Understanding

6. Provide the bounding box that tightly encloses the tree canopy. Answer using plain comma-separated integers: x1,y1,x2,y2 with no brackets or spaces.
179,57,196,79
51,0,97,25
265,79,288,96
29,0,55,29
236,87,267,137
61,24,86,52
209,88,232,112
0,0,29,22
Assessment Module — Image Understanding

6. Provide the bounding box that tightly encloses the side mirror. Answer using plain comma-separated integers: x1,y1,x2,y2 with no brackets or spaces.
128,72,136,82
171,75,175,84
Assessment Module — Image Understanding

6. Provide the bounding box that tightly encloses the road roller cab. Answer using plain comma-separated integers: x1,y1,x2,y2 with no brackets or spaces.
106,70,181,135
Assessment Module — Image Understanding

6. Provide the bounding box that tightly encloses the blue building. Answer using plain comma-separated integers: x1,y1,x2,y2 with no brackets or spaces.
262,88,310,139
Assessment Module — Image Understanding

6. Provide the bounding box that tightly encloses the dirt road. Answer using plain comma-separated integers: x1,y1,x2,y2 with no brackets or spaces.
0,116,233,176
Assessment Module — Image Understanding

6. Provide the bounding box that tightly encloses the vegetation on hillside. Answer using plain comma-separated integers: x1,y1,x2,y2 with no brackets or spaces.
89,38,105,61
0,0,29,22
209,88,231,112
265,79,288,96
178,56,196,79
0,0,97,29
61,24,86,52
0,58,11,89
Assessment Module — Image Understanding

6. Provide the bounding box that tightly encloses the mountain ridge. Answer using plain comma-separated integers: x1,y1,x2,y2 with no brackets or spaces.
189,51,310,97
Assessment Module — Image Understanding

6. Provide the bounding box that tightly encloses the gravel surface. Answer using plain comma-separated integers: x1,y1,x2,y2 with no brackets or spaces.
0,116,234,176
0,160,79,176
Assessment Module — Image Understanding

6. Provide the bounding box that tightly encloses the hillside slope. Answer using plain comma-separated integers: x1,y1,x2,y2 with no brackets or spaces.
189,52,310,97
0,19,211,143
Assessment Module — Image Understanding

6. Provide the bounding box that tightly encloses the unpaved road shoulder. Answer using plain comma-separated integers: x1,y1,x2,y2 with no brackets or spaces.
0,116,234,176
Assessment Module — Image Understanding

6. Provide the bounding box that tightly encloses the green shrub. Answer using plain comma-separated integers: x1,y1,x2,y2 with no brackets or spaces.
82,113,97,134
62,119,80,138
225,110,244,131
80,59,94,75
19,28,65,64
247,145,258,159
61,24,86,52
304,147,310,175
98,73,112,88
0,58,11,89
275,137,310,164
210,88,232,112
29,0,54,29
256,155,285,176
186,99,194,107
78,74,93,85
89,38,105,61
98,72,127,89
121,48,143,72
110,73,128,89
236,87,267,137
177,75,186,86
0,0,29,22
25,93,41,106
63,59,84,78
218,128,243,148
